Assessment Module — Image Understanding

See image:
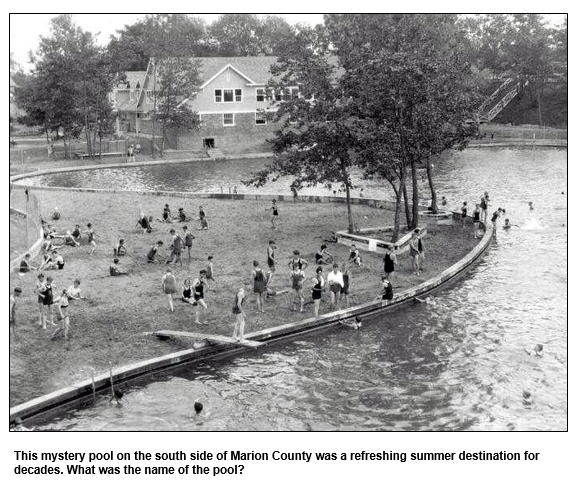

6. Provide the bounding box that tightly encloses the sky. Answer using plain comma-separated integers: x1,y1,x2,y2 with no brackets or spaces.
9,14,325,71
10,13,566,72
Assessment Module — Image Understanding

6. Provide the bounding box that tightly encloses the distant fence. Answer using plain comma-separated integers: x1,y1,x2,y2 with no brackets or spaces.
9,187,44,269
479,124,567,141
9,139,128,164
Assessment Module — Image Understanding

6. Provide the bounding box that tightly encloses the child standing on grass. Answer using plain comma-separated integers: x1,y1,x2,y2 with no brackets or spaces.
232,287,246,341
85,223,97,255
205,256,215,288
182,226,195,260
40,276,56,330
193,271,210,324
198,206,209,230
51,289,71,341
9,287,22,339
289,263,306,313
267,240,277,275
162,269,177,312
268,199,279,229
311,267,325,317
327,263,344,311
36,273,45,327
251,260,267,313
340,263,351,308
461,201,468,228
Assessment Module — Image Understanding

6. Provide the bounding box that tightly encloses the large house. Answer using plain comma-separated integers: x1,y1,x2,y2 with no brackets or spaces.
112,56,293,154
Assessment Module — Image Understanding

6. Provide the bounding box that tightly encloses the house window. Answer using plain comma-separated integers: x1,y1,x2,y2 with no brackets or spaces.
216,89,242,103
255,111,267,125
256,88,265,102
130,90,135,101
223,113,235,126
147,90,155,101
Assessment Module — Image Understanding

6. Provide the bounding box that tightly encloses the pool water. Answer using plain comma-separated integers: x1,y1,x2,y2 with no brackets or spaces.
28,148,567,431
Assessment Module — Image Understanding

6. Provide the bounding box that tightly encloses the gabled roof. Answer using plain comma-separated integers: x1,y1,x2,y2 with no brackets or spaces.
10,76,18,88
193,57,278,86
118,71,147,90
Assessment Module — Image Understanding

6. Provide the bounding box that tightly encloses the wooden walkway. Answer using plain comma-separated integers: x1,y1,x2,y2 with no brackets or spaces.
153,330,265,349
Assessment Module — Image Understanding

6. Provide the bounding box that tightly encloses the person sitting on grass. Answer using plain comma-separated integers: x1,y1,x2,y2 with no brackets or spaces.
339,316,363,330
113,238,127,257
136,209,152,233
147,241,164,263
71,225,82,242
315,244,333,265
66,279,86,301
162,204,172,223
64,230,80,247
178,207,188,222
322,231,339,243
19,254,36,273
41,250,65,271
52,207,61,220
109,258,129,276
198,206,209,230
348,244,363,267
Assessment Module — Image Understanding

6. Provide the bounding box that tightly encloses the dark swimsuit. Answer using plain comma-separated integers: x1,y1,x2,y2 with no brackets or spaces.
384,253,395,273
382,282,393,301
147,246,157,262
312,278,323,300
194,281,204,301
272,205,278,216
42,285,54,306
461,207,467,218
232,293,245,314
473,211,480,222
341,273,350,294
267,248,275,268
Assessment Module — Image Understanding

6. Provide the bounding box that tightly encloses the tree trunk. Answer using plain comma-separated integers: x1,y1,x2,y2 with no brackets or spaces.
410,159,419,228
391,179,404,242
345,179,354,234
45,128,51,158
84,112,92,157
151,68,157,159
426,156,438,214
537,86,543,127
402,180,412,230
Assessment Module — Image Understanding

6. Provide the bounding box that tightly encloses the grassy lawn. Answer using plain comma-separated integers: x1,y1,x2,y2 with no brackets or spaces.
9,212,28,261
9,189,478,405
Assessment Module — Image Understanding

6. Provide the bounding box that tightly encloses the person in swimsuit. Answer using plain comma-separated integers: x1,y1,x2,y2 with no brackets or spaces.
147,241,164,263
251,260,267,313
232,287,246,341
205,256,215,288
19,254,35,273
339,263,351,308
161,268,177,312
52,207,61,220
473,204,481,239
113,238,127,257
289,263,306,312
136,213,152,233
441,196,447,207
110,258,129,276
71,225,82,242
35,273,45,327
460,201,468,228
311,266,325,317
182,226,195,260
339,316,363,330
491,207,502,236
51,289,71,341
288,250,308,271
528,201,534,211
316,244,333,265
166,229,183,266
40,276,56,329
9,287,22,339
64,230,80,247
480,195,488,222
268,199,279,229
162,204,172,223
85,223,97,254
417,229,425,272
327,263,344,311
348,244,362,267
193,271,209,324
409,232,420,275
181,278,197,305
178,208,187,222
267,240,277,274
198,206,209,230
376,275,393,301
383,244,397,283
66,279,85,301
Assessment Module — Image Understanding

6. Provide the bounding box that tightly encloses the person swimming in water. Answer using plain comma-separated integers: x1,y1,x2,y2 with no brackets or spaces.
528,201,534,211
339,316,363,330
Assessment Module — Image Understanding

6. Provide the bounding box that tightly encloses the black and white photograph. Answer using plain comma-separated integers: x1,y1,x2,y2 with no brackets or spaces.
9,13,567,433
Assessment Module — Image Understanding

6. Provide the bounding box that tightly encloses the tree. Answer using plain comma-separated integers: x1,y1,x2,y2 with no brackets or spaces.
327,14,480,229
256,16,295,56
209,14,263,56
244,25,360,233
108,15,213,72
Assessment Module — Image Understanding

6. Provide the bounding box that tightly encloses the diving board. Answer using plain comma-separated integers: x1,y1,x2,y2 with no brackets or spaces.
153,330,265,349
